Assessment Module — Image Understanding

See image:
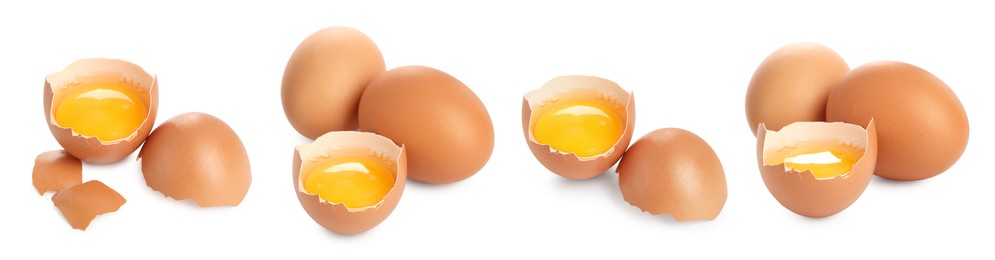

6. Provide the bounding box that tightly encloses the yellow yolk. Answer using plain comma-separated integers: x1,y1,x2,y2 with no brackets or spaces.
54,83,147,142
533,100,624,158
783,149,865,179
304,157,396,208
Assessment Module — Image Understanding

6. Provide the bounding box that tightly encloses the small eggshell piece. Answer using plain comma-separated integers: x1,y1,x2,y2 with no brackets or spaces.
32,150,82,195
51,180,126,230
616,128,727,221
138,112,251,207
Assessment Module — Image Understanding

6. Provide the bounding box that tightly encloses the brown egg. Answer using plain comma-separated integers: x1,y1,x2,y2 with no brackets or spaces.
522,76,635,180
293,131,407,235
745,43,848,135
757,121,877,218
43,58,159,164
826,61,968,181
358,65,493,184
282,26,386,139
51,180,126,231
138,112,251,207
616,128,726,221
32,150,82,195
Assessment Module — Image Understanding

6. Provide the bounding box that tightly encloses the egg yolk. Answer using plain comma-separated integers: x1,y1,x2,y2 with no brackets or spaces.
304,157,395,208
55,83,147,142
533,100,624,158
783,148,865,179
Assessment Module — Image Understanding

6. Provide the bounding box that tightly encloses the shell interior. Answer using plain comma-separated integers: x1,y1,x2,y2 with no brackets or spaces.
46,58,156,144
761,121,870,180
524,76,632,160
296,131,403,212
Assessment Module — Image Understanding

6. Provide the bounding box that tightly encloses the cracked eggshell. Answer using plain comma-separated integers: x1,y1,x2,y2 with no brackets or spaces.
138,112,251,207
282,26,386,139
43,58,158,164
616,128,727,221
522,76,634,180
293,131,407,235
358,65,492,184
32,150,82,195
745,43,848,136
51,180,126,231
756,121,877,218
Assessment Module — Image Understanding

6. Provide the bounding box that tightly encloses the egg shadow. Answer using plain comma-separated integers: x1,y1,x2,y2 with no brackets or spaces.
550,167,697,224
869,175,929,188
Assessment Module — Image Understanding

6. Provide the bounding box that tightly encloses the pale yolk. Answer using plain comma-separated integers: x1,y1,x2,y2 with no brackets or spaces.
55,83,147,142
532,100,624,158
783,149,864,179
304,157,396,208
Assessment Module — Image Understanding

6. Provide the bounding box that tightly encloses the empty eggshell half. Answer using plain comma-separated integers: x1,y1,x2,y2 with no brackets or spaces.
43,58,158,164
522,76,635,180
293,131,407,235
32,150,82,195
138,112,251,207
756,120,877,218
616,128,727,221
51,180,126,231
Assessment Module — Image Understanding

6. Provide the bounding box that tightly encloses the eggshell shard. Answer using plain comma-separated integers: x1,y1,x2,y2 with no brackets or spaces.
358,65,493,184
43,58,159,164
616,128,727,221
756,121,877,218
138,112,251,207
745,43,848,136
51,180,126,230
826,61,968,181
32,150,82,195
282,26,386,139
293,131,407,235
522,76,635,180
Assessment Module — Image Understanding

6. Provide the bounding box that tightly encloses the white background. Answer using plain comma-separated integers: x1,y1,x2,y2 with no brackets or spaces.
2,0,992,258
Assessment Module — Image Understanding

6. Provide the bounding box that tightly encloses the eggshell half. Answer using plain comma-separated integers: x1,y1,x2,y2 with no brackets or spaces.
293,131,407,235
138,112,251,207
756,120,877,218
32,150,82,195
43,58,158,164
51,180,126,231
522,76,635,180
616,128,727,221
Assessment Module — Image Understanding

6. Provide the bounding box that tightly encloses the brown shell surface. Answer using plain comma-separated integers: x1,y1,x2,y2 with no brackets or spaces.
51,180,126,230
826,61,968,181
43,58,159,164
756,121,877,218
358,65,493,184
32,150,82,195
745,43,848,136
522,76,635,180
293,131,407,235
138,112,251,207
616,128,727,221
282,26,386,139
